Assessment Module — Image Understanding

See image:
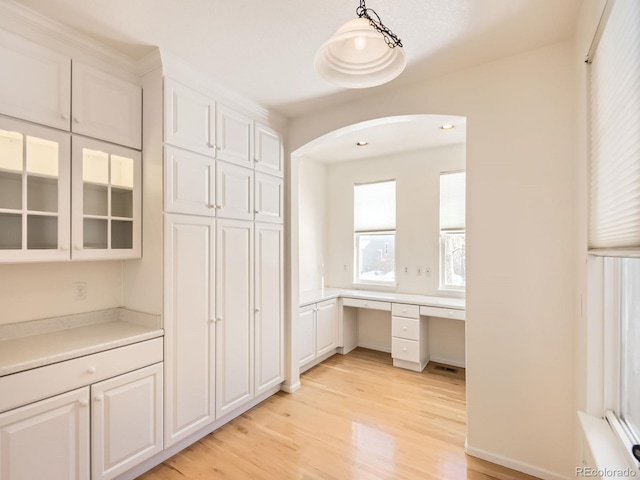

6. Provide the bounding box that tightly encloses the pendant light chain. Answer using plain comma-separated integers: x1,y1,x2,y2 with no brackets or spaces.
356,0,403,48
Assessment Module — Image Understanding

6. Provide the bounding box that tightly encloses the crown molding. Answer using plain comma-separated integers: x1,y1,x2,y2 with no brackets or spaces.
137,48,163,77
0,0,139,76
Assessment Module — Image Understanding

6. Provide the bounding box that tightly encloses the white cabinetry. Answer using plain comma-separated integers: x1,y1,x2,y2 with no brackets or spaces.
255,223,284,395
255,172,283,223
298,299,338,372
391,303,429,372
0,30,71,131
163,214,215,447
216,161,253,221
254,121,283,177
164,146,216,215
0,117,70,262
91,364,163,480
71,136,141,260
72,62,142,150
0,388,90,480
215,219,254,418
216,104,253,167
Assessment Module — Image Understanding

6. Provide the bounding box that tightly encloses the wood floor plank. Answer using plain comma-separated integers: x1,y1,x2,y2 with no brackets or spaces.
137,349,539,480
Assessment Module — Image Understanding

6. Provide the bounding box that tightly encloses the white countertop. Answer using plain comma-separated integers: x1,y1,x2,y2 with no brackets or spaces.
0,308,163,377
299,287,465,310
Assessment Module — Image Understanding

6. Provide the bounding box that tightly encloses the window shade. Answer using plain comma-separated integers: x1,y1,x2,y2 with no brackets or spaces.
589,0,640,250
440,171,466,231
354,180,396,232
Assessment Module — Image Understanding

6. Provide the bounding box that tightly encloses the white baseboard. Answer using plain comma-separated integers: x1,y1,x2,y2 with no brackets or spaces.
465,443,570,480
357,343,391,353
280,381,301,393
428,356,466,368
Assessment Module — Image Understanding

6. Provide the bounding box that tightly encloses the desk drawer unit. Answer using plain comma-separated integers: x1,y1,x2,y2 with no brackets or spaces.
392,338,420,363
391,316,419,341
419,306,465,321
392,303,419,318
342,297,391,311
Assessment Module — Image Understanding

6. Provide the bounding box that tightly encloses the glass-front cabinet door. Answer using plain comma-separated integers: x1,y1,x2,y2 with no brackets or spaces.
0,117,70,262
72,137,141,260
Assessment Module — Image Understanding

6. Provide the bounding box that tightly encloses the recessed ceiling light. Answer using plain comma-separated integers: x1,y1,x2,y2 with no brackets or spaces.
356,141,368,146
440,124,455,131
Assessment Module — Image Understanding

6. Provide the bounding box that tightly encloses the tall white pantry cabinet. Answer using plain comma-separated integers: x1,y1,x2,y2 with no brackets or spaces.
161,75,285,447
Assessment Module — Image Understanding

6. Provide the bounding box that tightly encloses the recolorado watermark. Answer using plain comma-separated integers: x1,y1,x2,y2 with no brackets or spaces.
576,466,638,478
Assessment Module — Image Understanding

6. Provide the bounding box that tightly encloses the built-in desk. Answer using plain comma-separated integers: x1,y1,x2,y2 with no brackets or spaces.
299,288,465,372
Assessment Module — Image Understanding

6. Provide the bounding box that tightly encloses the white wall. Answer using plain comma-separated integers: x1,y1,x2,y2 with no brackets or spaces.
0,261,123,324
298,158,327,292
288,40,576,479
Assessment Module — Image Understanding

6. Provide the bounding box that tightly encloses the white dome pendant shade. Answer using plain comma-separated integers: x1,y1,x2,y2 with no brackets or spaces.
314,17,407,89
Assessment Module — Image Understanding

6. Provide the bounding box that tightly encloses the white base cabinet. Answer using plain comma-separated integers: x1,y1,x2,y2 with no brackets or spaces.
391,303,429,372
0,388,90,480
91,364,163,480
298,299,338,371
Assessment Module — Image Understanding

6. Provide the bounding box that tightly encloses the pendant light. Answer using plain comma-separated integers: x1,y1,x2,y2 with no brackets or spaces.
315,0,406,89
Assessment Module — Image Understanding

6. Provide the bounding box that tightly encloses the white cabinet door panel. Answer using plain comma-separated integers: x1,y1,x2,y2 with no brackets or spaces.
316,299,338,357
164,78,215,157
72,62,141,149
216,219,254,418
255,172,283,224
255,223,284,395
298,305,316,367
91,364,163,480
0,388,90,480
216,161,253,221
164,214,215,446
164,146,216,215
254,122,282,177
216,105,252,167
0,30,71,131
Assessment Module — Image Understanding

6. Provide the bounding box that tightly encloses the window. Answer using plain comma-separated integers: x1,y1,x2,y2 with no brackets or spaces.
586,0,640,464
354,180,396,284
439,171,465,291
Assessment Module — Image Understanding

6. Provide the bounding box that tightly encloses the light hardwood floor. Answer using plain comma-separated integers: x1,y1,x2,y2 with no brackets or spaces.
138,349,539,480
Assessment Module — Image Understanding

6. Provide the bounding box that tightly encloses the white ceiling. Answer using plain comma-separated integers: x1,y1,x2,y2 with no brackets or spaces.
12,0,582,119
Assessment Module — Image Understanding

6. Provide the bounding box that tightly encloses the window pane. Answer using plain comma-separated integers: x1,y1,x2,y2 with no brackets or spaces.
26,136,58,177
443,232,466,287
440,171,466,230
357,233,395,283
621,258,640,441
354,181,396,231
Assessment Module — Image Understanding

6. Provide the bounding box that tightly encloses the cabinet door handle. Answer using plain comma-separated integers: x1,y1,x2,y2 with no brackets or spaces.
61,113,69,120
94,395,103,402
74,245,82,251
73,116,81,124
255,308,261,313
254,210,259,214
254,158,260,163
216,316,223,322
78,399,89,407
59,245,68,252
87,366,96,374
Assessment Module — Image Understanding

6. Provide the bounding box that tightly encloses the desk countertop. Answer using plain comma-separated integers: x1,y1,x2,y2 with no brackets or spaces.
300,288,465,310
0,308,163,377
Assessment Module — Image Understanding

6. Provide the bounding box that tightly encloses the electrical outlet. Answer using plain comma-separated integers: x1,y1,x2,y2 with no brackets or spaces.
416,266,423,276
74,281,87,300
425,267,431,277
404,266,409,275
343,264,348,271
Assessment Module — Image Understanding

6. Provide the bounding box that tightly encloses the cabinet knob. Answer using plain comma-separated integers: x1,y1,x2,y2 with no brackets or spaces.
215,205,222,210
78,399,89,407
87,366,96,374
255,308,261,313
402,326,407,331
94,395,103,402
448,311,453,317
254,210,259,214
403,348,407,352
74,245,82,251
363,303,368,307
402,309,407,313
207,203,217,209
59,245,68,252
73,116,81,123
61,113,69,120
254,158,260,163
216,316,223,322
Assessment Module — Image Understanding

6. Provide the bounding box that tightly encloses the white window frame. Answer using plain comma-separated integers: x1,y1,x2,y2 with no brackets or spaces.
438,171,466,297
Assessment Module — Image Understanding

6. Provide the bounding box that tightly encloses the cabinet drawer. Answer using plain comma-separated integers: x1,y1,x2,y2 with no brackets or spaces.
392,338,420,363
342,297,391,311
391,303,420,318
0,338,163,413
392,316,420,341
419,306,466,321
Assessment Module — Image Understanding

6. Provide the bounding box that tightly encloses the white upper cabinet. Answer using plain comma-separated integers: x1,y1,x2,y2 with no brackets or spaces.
164,146,216,216
164,78,215,157
215,104,253,167
71,137,141,260
0,30,71,131
72,62,142,150
0,117,71,263
254,121,283,177
254,172,283,224
216,161,253,221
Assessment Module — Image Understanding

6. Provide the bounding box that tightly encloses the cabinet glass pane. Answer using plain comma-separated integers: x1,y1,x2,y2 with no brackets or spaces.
0,172,22,210
27,215,57,249
84,218,108,249
83,184,108,216
111,154,134,188
0,213,21,249
82,148,109,184
111,220,132,249
27,176,57,213
26,136,58,177
0,129,23,172
111,188,133,218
